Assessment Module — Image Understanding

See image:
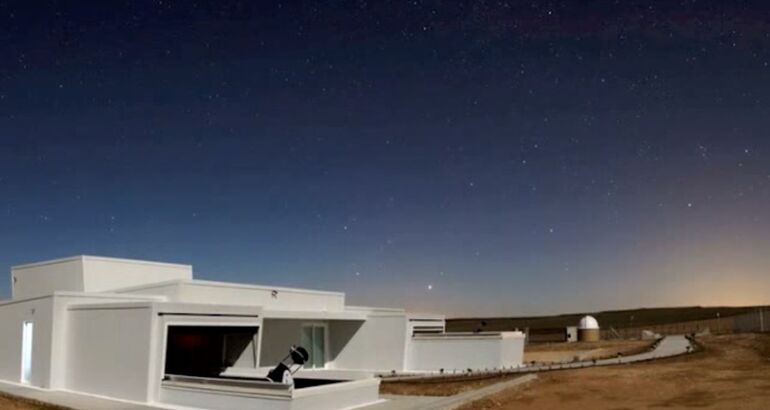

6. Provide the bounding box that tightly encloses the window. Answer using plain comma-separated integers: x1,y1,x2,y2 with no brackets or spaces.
412,326,444,336
300,324,326,369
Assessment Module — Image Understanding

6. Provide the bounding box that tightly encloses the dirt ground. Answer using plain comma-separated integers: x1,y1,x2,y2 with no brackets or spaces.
0,393,68,410
524,340,653,363
458,333,770,410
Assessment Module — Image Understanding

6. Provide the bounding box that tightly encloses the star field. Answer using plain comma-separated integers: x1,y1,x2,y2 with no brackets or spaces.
0,1,769,315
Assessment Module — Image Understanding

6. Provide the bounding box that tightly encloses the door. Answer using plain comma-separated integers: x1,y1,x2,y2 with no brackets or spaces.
301,324,326,369
21,321,33,384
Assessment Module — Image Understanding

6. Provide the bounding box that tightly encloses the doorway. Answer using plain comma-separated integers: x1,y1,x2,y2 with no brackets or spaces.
21,321,33,384
301,324,327,369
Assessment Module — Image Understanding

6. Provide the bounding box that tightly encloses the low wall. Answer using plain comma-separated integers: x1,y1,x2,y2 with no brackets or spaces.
159,377,380,410
406,332,525,372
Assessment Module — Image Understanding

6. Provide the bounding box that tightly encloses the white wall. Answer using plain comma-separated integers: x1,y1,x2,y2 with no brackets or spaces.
82,257,192,293
48,293,165,390
407,332,525,372
499,333,524,365
290,378,381,410
329,313,407,372
12,258,84,299
11,256,191,300
159,385,290,410
116,282,182,300
159,375,380,410
66,304,155,402
175,282,345,312
0,297,55,387
259,319,305,367
260,316,411,373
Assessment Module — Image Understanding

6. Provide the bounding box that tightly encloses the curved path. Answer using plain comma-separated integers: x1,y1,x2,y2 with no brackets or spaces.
372,336,694,409
524,335,693,372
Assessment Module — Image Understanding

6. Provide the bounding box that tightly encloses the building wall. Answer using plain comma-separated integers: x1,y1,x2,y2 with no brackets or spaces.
258,319,305,367
82,257,192,293
176,282,345,312
116,282,183,300
566,326,578,342
66,304,155,402
406,332,524,372
498,333,526,366
578,328,600,342
329,314,407,372
0,297,55,387
12,259,84,299
229,333,259,369
48,293,166,390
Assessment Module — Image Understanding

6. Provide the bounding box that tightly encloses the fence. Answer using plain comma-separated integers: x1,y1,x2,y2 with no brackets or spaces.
601,309,769,339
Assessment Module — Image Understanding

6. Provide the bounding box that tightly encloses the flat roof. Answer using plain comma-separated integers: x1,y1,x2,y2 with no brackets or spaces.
113,278,345,298
12,255,192,270
263,309,367,321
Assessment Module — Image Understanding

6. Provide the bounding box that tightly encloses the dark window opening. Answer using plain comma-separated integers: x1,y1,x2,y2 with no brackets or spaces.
412,326,444,336
164,326,258,378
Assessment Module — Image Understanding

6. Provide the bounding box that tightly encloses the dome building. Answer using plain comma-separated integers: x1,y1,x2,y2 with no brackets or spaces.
578,315,601,342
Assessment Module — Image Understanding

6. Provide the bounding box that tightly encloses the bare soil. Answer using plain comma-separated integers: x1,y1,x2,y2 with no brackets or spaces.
458,333,770,410
380,373,525,397
0,393,69,410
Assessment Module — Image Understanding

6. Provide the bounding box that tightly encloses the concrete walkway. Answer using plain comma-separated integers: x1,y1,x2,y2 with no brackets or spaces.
370,336,694,409
530,335,693,370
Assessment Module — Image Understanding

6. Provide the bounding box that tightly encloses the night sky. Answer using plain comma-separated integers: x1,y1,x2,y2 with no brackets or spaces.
1,1,769,316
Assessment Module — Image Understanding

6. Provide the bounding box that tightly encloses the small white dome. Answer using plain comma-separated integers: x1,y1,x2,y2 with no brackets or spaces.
579,315,599,330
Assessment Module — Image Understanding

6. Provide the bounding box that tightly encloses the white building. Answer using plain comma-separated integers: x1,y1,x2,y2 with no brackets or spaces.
0,256,524,410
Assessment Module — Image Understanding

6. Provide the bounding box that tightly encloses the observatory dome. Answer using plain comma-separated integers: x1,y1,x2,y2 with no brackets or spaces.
578,315,599,330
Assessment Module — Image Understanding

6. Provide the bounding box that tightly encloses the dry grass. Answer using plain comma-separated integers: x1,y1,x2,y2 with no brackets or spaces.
524,340,653,363
458,333,770,410
525,340,651,353
380,373,527,397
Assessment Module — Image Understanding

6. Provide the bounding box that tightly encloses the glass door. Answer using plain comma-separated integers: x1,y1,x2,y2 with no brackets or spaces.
21,321,33,384
301,324,326,369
